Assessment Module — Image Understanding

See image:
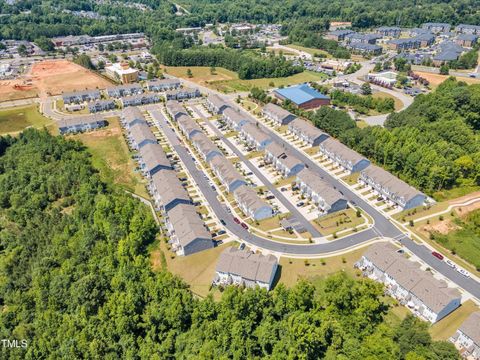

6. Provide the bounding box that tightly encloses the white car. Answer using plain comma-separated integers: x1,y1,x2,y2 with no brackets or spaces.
445,259,456,268
457,268,471,278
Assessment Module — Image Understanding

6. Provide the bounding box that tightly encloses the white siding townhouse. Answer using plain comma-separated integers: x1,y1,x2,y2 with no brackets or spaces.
450,312,480,360
62,89,101,104
234,185,273,221
223,107,251,131
166,100,188,120
210,156,246,193
213,247,278,290
107,84,143,98
296,168,348,214
146,78,181,92
206,93,230,114
318,137,370,173
121,106,145,129
88,100,116,113
264,141,305,178
262,103,297,125
239,123,272,150
191,132,223,163
165,203,214,256
127,121,157,150
288,118,329,146
359,165,426,210
177,114,203,140
150,170,191,213
356,242,461,323
121,93,161,107
138,142,172,178
58,114,107,135
165,87,200,101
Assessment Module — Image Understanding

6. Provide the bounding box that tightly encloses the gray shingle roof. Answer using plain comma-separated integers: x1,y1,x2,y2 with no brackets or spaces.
234,185,271,215
296,168,346,206
139,142,171,173
58,114,105,129
263,103,296,122
320,137,367,165
288,118,327,141
459,312,480,345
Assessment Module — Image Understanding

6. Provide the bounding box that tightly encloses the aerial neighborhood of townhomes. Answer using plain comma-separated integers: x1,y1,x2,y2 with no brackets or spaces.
1,0,480,358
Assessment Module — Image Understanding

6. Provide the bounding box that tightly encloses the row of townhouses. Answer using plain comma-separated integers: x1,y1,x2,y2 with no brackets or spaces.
213,247,278,290
120,106,213,256
450,312,480,360
356,242,461,323
58,114,107,135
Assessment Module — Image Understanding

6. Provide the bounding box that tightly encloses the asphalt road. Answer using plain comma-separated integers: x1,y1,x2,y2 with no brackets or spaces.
192,105,322,238
152,104,480,300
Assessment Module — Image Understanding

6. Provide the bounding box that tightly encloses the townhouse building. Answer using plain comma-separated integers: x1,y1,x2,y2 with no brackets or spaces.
264,141,305,178
210,156,246,193
138,142,172,178
239,123,272,150
107,84,143,98
450,312,480,360
191,132,223,163
177,114,203,140
262,103,297,125
120,93,161,107
214,247,278,290
223,107,252,131
233,185,274,221
165,87,200,101
287,118,329,146
146,78,181,92
206,93,230,114
166,100,188,120
318,137,370,173
88,100,116,113
62,90,101,104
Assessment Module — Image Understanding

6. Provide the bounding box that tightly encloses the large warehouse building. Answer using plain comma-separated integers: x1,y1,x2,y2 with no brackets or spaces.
273,84,330,110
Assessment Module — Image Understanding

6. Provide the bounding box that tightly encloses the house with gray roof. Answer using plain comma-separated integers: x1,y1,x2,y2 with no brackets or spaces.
345,32,382,44
165,87,200,101
213,247,278,290
450,312,480,360
121,93,161,107
318,137,370,173
138,142,172,178
146,78,181,92
107,84,143,98
121,106,145,128
325,29,355,41
347,42,382,55
422,22,451,33
234,185,273,221
150,170,191,212
191,132,223,163
223,107,252,131
456,33,478,47
210,156,246,193
62,89,101,104
376,26,401,38
359,164,426,210
296,168,348,214
165,203,213,256
288,118,329,146
356,242,461,323
262,103,296,125
177,114,203,140
88,100,115,113
239,123,272,150
455,24,480,35
58,114,107,135
127,121,157,150
166,100,188,120
264,142,305,178
206,94,230,114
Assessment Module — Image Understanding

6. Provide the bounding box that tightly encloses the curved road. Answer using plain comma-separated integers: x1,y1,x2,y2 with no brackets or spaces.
150,107,480,300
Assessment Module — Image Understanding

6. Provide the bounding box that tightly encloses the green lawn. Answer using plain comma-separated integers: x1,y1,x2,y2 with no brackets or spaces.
429,300,479,340
69,117,150,199
211,71,328,93
0,105,53,135
433,184,480,202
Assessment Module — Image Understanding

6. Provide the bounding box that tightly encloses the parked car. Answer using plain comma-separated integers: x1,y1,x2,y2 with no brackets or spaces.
233,217,240,224
296,201,304,207
280,187,287,192
445,259,456,268
217,230,226,235
239,243,246,250
431,251,444,261
457,268,470,278
246,172,253,176
266,195,275,200
241,222,249,230
220,219,226,226
211,185,216,191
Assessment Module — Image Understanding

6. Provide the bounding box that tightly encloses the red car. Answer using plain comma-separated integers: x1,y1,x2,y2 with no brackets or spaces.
241,222,249,230
432,251,444,261
233,217,240,224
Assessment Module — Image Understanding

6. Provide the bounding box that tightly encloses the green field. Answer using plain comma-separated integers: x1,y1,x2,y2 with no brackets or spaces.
286,43,331,58
69,117,150,199
211,70,328,93
0,105,53,135
162,65,327,93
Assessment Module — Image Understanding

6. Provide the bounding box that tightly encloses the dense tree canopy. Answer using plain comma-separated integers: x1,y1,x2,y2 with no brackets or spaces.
0,130,460,359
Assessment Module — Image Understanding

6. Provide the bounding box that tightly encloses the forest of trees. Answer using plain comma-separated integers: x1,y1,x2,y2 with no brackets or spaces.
156,46,303,79
0,130,460,359
329,90,395,114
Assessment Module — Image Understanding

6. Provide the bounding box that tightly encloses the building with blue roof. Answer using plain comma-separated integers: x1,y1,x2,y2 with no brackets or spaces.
273,84,330,110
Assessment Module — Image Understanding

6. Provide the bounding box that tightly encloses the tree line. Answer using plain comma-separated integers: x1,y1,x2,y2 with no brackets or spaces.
0,129,460,359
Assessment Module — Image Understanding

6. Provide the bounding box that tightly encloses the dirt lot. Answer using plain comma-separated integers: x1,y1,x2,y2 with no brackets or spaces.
0,60,113,101
414,71,480,88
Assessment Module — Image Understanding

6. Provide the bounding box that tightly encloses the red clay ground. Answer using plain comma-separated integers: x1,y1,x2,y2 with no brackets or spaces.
0,60,113,101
